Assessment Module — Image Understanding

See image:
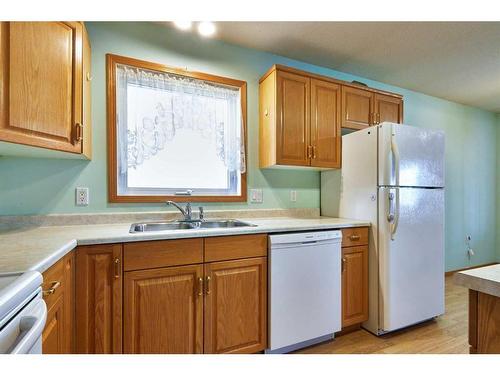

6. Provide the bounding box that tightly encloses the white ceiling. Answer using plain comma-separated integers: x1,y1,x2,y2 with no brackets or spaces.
212,22,500,113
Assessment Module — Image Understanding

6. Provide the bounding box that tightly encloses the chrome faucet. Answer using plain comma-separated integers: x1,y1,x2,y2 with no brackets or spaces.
166,201,204,222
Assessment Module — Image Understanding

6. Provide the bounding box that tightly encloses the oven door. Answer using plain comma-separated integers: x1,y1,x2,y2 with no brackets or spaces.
0,293,47,354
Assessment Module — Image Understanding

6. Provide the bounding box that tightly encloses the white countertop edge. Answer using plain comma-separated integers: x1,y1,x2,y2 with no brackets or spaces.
27,239,78,274
76,220,371,246
454,264,500,298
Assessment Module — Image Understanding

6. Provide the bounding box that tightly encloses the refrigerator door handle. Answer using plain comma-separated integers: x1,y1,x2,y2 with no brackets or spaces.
391,134,400,186
391,188,400,241
387,191,395,223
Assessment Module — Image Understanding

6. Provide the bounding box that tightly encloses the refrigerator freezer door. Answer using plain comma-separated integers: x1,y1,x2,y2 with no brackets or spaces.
378,123,445,188
378,187,444,332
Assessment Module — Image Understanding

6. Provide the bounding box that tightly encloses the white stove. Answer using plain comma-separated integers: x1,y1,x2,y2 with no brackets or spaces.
0,271,46,354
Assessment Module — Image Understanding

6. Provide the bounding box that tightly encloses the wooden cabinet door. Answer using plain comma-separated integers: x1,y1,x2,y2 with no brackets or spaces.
204,257,267,354
276,70,310,166
75,244,122,354
310,79,341,168
42,295,65,354
41,251,74,354
375,93,403,125
341,86,373,130
341,245,368,327
124,265,204,354
0,22,83,153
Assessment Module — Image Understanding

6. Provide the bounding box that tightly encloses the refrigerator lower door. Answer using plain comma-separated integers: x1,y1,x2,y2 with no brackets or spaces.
378,187,445,333
378,122,445,188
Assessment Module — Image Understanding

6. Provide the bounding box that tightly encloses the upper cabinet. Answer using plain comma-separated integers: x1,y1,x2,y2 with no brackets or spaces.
342,86,403,130
259,66,341,169
0,22,92,158
259,65,403,169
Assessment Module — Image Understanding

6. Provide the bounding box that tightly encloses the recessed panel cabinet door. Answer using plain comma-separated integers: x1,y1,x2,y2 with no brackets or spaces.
342,245,368,327
124,265,204,354
341,86,373,130
310,79,341,168
0,21,82,152
276,71,310,166
75,244,123,354
42,296,65,354
204,257,267,354
375,93,403,124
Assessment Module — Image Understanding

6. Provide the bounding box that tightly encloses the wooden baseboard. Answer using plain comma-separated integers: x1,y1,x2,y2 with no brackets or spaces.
445,262,498,277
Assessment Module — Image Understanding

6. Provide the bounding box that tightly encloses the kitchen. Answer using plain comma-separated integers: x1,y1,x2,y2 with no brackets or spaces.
0,2,499,372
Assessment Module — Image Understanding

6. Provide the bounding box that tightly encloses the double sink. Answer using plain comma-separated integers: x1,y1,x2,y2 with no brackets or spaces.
129,219,256,233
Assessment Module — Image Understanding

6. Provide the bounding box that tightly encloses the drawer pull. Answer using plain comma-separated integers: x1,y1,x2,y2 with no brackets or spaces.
206,276,211,295
349,235,361,241
114,257,121,279
197,277,204,296
43,281,61,296
74,123,83,143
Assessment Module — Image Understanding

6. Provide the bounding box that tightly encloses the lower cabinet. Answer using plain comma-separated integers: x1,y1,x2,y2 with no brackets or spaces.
42,251,74,354
341,228,369,328
341,246,368,327
75,244,123,354
204,257,267,354
124,264,204,354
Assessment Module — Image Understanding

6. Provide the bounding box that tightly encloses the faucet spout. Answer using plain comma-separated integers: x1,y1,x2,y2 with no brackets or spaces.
166,200,193,221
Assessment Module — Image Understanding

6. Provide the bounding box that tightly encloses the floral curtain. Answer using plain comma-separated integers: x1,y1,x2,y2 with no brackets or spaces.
116,64,246,177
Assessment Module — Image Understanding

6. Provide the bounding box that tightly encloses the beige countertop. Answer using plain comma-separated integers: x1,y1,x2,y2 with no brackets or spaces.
0,216,370,275
454,264,500,298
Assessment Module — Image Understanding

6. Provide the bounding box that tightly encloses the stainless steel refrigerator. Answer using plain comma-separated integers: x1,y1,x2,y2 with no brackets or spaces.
321,122,445,335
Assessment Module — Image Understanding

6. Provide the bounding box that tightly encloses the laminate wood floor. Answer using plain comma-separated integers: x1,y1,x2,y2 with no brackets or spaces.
296,275,469,354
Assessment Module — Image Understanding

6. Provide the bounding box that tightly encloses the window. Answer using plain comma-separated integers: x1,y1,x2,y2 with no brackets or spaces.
107,54,247,202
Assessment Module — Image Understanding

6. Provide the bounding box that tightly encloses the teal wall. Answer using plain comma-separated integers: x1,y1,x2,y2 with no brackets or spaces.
0,22,498,271
497,114,500,263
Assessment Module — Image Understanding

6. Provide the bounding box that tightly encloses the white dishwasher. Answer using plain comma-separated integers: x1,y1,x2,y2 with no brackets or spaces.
266,230,342,354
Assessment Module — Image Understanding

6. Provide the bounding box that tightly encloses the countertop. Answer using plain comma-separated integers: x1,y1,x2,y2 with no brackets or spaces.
0,216,370,275
454,264,500,298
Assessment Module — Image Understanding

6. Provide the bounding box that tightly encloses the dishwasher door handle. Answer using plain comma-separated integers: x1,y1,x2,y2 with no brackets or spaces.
6,299,47,354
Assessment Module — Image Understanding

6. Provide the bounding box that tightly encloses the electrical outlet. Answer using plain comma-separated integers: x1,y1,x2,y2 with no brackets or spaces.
250,189,263,203
76,187,89,206
290,190,297,202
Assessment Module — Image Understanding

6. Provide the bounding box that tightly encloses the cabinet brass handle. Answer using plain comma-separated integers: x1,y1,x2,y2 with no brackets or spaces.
114,258,121,279
377,113,380,124
341,258,346,272
307,145,312,159
350,235,361,241
75,123,83,143
206,276,211,295
43,281,61,296
312,146,317,159
197,277,204,296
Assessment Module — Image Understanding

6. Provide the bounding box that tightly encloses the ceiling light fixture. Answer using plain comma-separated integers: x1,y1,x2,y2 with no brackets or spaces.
173,21,192,31
197,21,216,37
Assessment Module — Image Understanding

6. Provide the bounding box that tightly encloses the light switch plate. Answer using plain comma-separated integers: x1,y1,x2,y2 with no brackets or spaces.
76,187,89,206
290,190,297,202
250,189,263,203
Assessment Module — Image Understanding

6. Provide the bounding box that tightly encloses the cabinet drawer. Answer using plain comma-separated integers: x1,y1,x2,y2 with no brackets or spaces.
204,234,268,262
42,257,65,310
124,238,203,271
341,227,369,247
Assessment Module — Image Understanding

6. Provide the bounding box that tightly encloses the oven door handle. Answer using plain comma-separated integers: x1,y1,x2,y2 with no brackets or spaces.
7,299,47,354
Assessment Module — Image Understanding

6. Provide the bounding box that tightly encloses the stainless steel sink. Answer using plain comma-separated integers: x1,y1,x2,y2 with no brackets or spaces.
129,219,256,233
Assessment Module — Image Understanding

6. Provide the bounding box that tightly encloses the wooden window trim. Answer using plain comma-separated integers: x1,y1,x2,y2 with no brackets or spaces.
106,54,248,203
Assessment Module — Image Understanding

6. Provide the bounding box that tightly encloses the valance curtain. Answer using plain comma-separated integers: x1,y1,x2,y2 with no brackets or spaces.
115,64,246,177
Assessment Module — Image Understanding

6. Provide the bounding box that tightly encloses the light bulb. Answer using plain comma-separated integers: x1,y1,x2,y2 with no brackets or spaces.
173,21,192,31
198,21,216,37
